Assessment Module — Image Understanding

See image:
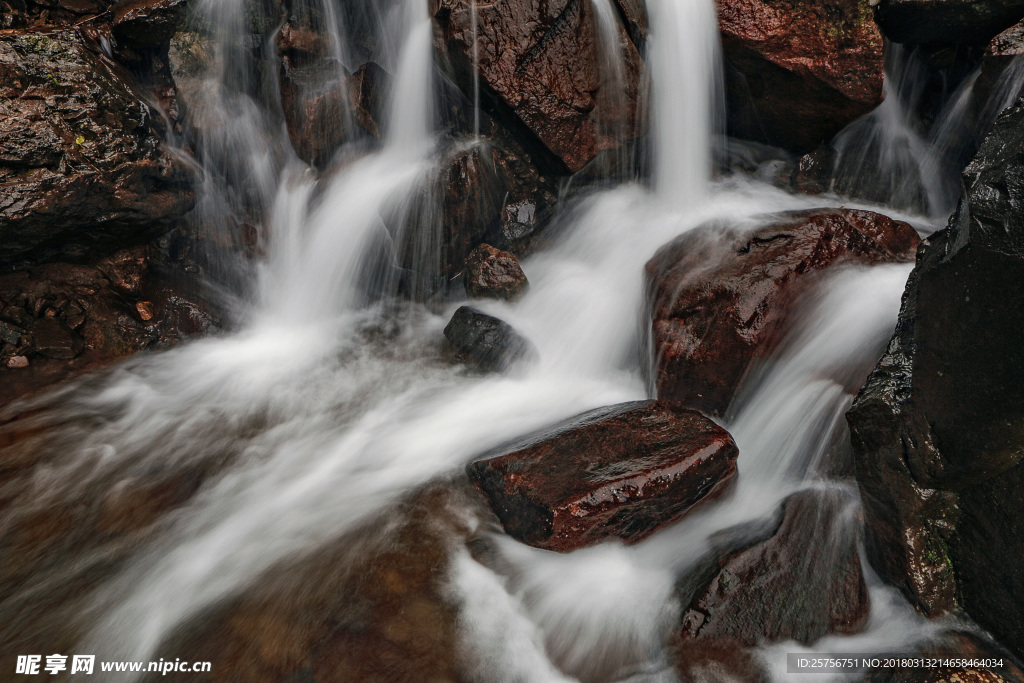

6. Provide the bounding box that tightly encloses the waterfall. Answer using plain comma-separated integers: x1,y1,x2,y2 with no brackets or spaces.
648,0,722,205
830,44,1024,221
0,0,954,679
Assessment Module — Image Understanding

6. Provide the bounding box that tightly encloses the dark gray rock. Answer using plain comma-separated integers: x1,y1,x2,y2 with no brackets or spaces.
442,306,534,372
875,0,1024,46
848,94,1024,656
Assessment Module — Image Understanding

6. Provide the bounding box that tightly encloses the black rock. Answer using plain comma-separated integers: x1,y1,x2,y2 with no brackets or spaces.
875,0,1024,45
848,93,1024,656
442,306,534,372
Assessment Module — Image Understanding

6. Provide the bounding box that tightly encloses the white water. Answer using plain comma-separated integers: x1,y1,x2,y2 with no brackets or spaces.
649,0,721,204
831,44,1024,220
0,0,958,679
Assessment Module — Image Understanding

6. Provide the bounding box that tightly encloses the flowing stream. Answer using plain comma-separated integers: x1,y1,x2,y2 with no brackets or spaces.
0,0,986,680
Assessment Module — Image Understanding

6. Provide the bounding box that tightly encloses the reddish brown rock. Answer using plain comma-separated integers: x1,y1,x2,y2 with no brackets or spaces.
463,244,529,301
467,401,738,552
277,19,352,169
719,0,885,152
677,490,869,656
279,72,350,168
137,485,474,683
0,30,193,264
431,0,648,173
614,0,648,44
647,208,920,417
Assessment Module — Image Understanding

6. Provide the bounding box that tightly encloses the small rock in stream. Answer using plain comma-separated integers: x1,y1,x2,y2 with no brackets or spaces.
468,401,738,552
443,306,535,372
464,244,529,301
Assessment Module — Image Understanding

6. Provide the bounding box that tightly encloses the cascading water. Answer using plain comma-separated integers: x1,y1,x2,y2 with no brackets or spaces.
0,0,979,680
648,0,722,204
829,43,1024,221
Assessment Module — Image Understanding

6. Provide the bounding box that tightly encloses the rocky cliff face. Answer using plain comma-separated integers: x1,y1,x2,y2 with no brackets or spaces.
848,93,1024,656
0,29,193,265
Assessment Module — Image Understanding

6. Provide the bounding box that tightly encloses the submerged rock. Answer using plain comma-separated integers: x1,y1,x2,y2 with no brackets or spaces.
463,244,529,301
848,94,1024,656
467,401,738,552
442,306,534,372
0,30,194,264
874,0,1024,46
647,208,920,417
719,0,885,152
431,0,648,173
676,489,869,652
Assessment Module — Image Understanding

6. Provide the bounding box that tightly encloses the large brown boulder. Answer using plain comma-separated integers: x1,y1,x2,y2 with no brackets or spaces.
0,30,193,264
430,0,648,173
676,490,869,652
847,94,1024,658
874,0,1024,46
719,0,885,153
646,209,920,417
468,401,738,552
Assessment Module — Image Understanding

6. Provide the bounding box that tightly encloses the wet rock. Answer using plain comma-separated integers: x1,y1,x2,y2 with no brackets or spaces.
168,30,215,127
280,70,350,168
442,306,534,372
0,30,193,264
614,0,648,45
647,208,920,417
847,95,1024,656
0,247,219,407
467,401,738,552
5,355,29,369
348,61,388,140
111,0,189,47
434,140,552,278
463,244,529,301
431,0,648,173
96,470,203,535
31,317,83,359
676,489,869,654
719,0,885,153
0,320,26,346
276,14,353,169
875,0,1024,46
